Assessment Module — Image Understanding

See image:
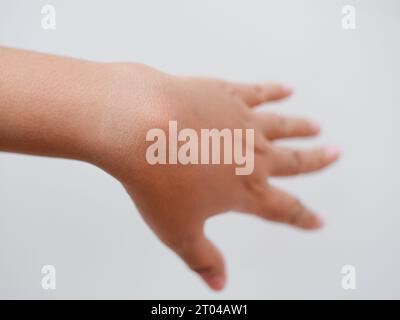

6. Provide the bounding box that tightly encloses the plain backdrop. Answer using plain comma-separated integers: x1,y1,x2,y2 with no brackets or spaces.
0,0,399,299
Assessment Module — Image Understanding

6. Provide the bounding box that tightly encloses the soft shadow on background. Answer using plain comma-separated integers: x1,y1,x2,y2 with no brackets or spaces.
0,0,399,299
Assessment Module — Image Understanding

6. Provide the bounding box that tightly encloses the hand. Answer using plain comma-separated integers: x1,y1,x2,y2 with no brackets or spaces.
94,63,341,291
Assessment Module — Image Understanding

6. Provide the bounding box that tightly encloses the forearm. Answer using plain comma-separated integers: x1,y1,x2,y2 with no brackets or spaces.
0,47,112,162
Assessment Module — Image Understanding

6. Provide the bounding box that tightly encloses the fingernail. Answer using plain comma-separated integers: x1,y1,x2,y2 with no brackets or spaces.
315,216,325,228
310,121,321,133
282,86,293,95
324,146,341,160
205,275,225,291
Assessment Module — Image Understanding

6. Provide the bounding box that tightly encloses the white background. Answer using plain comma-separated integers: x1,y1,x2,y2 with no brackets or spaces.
0,0,399,299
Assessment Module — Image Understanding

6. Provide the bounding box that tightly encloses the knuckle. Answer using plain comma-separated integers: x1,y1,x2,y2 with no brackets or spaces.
291,198,304,211
190,264,215,275
265,210,282,222
290,150,303,173
268,114,288,136
288,199,305,225
247,178,267,198
253,131,269,154
251,85,264,103
167,233,200,253
318,151,327,166
268,113,280,127
277,116,288,131
240,180,267,212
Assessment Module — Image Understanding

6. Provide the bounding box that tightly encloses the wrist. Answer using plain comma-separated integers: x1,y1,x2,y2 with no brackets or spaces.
73,61,121,165
83,62,162,178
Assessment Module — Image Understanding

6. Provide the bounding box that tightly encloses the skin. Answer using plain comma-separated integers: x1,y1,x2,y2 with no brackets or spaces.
0,47,340,291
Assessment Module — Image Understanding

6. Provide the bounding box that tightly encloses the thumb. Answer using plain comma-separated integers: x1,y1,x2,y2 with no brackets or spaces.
173,228,226,291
